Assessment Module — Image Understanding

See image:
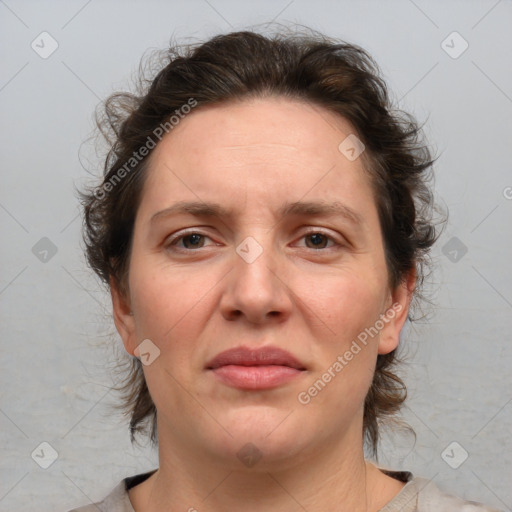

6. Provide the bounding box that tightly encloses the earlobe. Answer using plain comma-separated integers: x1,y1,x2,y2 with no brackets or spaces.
377,269,416,355
110,277,137,356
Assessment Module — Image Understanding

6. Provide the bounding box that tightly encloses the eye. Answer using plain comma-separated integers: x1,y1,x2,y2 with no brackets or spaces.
297,230,340,250
165,229,342,253
165,231,215,251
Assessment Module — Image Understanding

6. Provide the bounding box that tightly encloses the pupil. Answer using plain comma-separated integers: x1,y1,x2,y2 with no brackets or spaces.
309,233,326,248
186,234,202,247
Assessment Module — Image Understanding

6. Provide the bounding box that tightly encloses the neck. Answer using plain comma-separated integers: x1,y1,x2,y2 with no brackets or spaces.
130,420,393,512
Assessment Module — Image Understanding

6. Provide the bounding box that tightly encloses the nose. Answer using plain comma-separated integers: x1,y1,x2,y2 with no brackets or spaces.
220,236,293,325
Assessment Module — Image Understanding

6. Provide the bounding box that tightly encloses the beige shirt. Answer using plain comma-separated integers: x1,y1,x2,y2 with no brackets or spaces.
68,468,503,512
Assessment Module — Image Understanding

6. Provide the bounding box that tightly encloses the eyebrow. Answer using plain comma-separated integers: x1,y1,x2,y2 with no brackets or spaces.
150,200,364,226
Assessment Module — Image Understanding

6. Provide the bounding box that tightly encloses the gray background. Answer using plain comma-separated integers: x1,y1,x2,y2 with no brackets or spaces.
1,1,511,511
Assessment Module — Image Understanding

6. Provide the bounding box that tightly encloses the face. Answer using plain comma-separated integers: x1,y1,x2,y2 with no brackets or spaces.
112,96,413,469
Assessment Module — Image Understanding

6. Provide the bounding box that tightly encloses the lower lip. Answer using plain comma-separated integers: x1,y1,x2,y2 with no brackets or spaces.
210,365,304,389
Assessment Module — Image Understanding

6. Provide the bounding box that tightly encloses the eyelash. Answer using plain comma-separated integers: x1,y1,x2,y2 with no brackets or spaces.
165,229,343,252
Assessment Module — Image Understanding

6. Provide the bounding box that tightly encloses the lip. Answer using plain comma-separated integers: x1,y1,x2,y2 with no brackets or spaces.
206,346,307,390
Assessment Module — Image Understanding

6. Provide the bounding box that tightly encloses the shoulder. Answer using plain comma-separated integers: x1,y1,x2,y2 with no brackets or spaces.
416,477,503,512
65,479,133,512
65,469,157,512
397,476,503,512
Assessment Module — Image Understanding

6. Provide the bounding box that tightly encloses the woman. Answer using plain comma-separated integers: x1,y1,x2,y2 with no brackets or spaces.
69,27,501,512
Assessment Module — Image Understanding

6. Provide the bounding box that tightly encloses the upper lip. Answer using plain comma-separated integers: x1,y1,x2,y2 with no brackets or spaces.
206,346,306,370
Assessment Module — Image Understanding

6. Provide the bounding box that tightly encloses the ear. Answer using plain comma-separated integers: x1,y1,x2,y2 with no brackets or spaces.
110,277,137,356
377,268,416,355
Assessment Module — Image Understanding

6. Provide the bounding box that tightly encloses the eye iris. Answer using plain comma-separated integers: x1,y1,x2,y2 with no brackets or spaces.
183,233,204,248
306,233,327,249
179,233,329,249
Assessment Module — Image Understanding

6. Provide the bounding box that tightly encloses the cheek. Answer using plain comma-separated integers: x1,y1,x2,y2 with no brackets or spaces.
127,251,209,348
128,270,208,400
301,276,382,407
301,267,386,337
302,271,385,394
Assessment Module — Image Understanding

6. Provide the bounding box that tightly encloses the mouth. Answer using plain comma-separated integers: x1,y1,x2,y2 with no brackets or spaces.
206,346,307,390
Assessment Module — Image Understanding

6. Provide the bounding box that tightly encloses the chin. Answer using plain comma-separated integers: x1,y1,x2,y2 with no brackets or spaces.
206,408,313,470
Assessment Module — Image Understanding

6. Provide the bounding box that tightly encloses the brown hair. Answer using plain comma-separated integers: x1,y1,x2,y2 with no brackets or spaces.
80,25,443,457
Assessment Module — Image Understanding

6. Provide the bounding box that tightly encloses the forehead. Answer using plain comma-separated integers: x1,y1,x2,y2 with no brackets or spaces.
140,96,374,216
152,96,361,163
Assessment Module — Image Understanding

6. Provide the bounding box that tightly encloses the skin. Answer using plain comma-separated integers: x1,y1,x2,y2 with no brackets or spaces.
111,96,416,512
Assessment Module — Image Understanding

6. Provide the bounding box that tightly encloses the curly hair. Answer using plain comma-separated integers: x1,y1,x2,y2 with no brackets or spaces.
80,24,443,457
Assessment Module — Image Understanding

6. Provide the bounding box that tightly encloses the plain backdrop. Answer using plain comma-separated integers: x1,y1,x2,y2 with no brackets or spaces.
1,1,511,511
